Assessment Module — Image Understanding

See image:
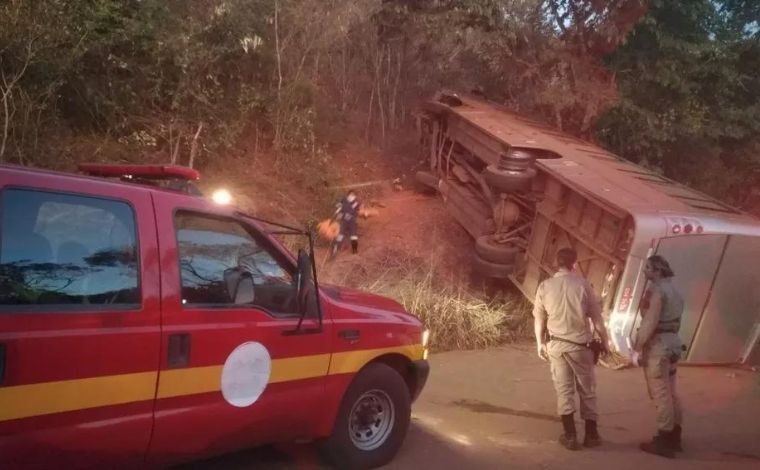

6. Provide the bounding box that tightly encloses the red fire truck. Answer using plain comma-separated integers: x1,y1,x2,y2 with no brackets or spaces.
0,163,429,469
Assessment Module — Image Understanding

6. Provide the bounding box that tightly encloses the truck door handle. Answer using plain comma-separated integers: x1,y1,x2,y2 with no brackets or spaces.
0,343,6,385
167,333,191,368
338,329,360,342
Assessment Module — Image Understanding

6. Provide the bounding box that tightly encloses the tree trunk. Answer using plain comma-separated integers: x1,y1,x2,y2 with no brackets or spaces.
340,41,349,112
365,85,375,143
273,0,283,152
390,48,402,130
0,45,32,162
188,122,203,169
375,49,386,145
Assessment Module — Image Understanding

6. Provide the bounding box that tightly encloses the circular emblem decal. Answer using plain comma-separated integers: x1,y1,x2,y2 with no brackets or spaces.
221,342,272,407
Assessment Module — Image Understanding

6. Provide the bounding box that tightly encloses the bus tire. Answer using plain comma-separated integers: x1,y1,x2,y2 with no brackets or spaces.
472,254,515,278
499,149,535,171
475,236,521,264
321,363,411,470
414,170,439,192
484,166,536,193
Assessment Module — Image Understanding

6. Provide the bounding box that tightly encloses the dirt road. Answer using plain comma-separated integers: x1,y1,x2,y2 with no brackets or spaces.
181,345,760,469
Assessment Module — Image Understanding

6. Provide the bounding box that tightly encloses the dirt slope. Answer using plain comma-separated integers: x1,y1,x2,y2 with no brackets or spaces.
318,186,473,288
199,136,476,292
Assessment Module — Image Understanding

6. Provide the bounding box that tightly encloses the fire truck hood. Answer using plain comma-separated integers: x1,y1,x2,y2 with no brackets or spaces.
319,285,420,324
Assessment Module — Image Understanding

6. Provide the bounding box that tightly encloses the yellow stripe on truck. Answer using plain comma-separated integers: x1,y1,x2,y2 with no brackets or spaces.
270,353,331,383
0,345,424,422
0,371,157,422
156,365,222,399
155,354,332,399
329,344,425,375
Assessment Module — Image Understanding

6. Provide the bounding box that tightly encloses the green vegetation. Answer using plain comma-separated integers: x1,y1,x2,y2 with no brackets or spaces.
364,268,531,351
1,0,758,203
597,0,760,205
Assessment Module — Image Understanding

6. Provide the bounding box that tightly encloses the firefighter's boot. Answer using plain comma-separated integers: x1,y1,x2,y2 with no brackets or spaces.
351,239,358,254
672,425,683,452
639,431,676,458
583,420,601,448
559,414,581,451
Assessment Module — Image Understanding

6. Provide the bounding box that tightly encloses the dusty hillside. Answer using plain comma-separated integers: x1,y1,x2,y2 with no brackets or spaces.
198,136,531,350
317,187,473,287
199,136,476,289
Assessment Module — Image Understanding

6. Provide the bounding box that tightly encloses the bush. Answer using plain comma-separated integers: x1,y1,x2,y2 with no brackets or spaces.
356,254,532,351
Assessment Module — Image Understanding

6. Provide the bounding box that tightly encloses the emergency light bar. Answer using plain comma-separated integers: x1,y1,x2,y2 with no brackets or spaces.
78,163,201,181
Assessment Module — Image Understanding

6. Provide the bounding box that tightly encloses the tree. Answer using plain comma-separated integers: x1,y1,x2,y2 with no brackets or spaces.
596,0,760,204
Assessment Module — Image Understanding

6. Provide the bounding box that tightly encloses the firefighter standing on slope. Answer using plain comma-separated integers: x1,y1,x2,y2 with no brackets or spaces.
330,190,361,258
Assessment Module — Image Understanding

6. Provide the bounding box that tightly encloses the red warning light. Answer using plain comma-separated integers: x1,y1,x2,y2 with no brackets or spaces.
684,224,693,234
696,225,704,234
672,224,682,234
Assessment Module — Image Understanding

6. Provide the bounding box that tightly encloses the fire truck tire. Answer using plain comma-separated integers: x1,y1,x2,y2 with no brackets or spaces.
415,170,439,192
474,236,521,264
484,166,536,193
472,254,515,278
321,362,411,469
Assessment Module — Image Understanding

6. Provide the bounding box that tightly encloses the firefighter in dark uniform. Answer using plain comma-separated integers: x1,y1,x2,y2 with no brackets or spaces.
634,255,685,458
330,190,361,258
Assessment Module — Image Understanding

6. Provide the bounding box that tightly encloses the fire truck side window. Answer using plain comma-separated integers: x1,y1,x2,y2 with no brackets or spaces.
175,211,297,315
0,188,140,309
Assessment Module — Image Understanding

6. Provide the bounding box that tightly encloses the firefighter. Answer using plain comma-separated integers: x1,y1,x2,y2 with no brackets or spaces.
330,190,361,258
533,248,610,450
634,255,685,458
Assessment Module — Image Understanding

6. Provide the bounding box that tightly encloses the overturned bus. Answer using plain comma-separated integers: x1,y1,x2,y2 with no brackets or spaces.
416,90,760,366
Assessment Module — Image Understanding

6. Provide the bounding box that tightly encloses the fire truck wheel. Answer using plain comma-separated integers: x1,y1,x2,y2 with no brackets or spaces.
322,362,411,469
475,235,521,264
484,166,537,193
472,253,515,278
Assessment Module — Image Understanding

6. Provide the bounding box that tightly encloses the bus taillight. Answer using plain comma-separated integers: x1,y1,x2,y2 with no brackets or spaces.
618,287,633,312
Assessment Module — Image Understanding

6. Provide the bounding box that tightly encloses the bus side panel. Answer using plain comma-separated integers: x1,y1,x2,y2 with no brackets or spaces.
688,235,760,364
447,115,502,167
654,235,727,359
521,214,552,299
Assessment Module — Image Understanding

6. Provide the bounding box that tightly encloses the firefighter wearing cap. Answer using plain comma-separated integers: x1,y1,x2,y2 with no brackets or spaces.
330,190,361,257
634,255,685,458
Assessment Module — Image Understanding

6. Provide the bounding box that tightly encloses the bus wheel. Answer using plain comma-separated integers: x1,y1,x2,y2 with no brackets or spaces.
472,253,515,278
498,148,535,171
484,166,536,193
321,363,411,469
414,170,439,192
475,235,521,264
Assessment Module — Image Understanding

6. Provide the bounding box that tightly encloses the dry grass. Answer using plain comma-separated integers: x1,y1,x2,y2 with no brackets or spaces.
348,252,532,352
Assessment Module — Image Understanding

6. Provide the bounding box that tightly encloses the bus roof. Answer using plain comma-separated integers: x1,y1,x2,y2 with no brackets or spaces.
437,93,759,226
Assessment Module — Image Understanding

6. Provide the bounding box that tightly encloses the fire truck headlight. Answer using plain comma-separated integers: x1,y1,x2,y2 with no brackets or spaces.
421,329,430,360
212,189,232,205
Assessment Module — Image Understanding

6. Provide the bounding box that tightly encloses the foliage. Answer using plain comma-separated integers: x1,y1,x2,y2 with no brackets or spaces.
2,0,758,208
1,0,273,167
596,0,760,203
338,250,532,351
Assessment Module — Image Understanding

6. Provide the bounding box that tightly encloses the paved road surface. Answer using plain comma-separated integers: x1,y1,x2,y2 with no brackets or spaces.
178,344,760,469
